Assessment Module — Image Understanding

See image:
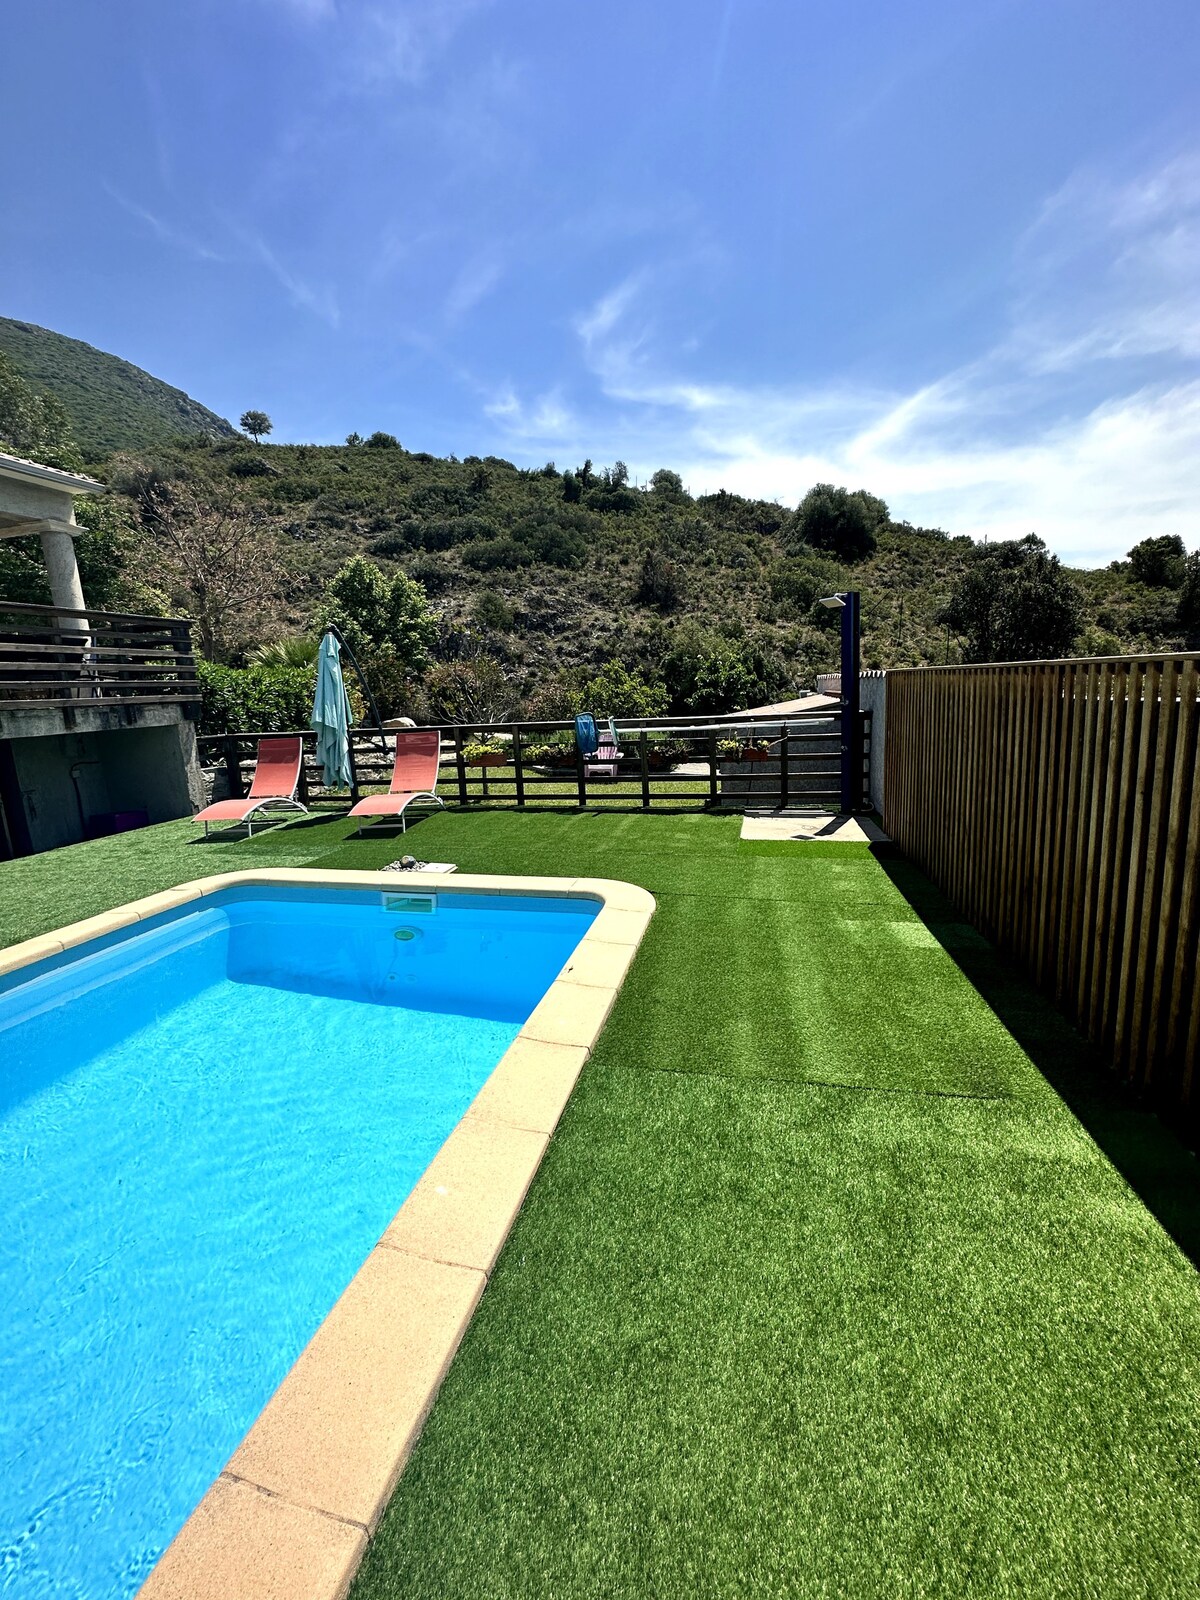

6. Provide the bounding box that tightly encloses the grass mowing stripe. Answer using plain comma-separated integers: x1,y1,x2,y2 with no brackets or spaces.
353,1064,1200,1600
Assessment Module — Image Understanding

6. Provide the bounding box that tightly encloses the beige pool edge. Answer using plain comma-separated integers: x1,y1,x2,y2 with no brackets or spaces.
1,868,655,1600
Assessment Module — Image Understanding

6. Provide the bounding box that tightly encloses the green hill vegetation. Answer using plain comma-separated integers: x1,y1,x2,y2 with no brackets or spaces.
1,342,1196,730
0,318,236,460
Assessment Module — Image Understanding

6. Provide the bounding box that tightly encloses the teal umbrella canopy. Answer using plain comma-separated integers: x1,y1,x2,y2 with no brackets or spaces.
311,631,354,789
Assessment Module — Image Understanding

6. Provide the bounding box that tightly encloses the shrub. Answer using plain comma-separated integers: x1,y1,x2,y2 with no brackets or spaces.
636,547,685,611
461,537,533,571
365,431,400,448
196,660,315,737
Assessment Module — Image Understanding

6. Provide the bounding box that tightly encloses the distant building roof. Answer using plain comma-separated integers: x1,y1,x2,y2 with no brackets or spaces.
0,451,106,495
738,693,838,716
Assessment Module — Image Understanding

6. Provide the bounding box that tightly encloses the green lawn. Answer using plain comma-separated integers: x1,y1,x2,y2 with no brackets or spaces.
3,808,1199,1597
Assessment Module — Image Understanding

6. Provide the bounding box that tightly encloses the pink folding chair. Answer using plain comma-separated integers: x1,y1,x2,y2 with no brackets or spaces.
348,729,445,835
193,736,307,838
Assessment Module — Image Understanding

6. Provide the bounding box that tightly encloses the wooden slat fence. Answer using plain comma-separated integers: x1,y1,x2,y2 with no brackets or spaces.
0,601,199,712
884,654,1200,1129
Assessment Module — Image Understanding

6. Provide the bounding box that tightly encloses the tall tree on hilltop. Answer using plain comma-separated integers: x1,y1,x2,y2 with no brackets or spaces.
239,410,272,444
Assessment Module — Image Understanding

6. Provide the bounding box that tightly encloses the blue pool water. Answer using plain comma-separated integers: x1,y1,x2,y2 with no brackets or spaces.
0,885,595,1599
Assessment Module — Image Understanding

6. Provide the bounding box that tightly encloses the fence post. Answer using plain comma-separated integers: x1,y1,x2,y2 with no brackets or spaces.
780,732,790,809
513,723,525,808
707,733,718,807
640,733,650,810
224,735,243,799
454,729,468,806
347,729,360,803
576,742,588,809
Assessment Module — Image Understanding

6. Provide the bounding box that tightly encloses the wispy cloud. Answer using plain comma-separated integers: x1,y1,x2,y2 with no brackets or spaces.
351,0,492,87
484,385,575,440
443,252,504,323
486,150,1200,563
107,186,340,326
103,185,228,263
227,221,341,326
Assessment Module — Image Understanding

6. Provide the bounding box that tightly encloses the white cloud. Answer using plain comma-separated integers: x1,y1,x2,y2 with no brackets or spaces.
484,385,575,439
444,254,503,323
486,150,1200,564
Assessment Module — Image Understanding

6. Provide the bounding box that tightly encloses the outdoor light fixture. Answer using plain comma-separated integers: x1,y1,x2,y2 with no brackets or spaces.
820,591,862,812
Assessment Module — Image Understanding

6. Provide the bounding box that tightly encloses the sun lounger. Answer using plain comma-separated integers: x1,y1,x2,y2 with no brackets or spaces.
348,729,444,835
193,735,307,838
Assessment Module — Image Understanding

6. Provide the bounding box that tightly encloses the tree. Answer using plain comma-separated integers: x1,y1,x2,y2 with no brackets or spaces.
941,535,1083,662
650,468,685,498
418,656,516,724
561,471,582,503
0,353,83,471
790,483,887,561
471,589,515,632
658,623,786,714
345,432,363,447
1179,552,1200,645
138,483,284,661
365,431,400,449
579,660,668,718
636,547,685,611
1128,535,1186,589
315,555,435,715
240,410,272,444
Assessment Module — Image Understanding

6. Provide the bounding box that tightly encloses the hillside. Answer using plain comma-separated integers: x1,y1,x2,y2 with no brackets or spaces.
0,318,236,460
1,325,1192,715
83,435,1194,704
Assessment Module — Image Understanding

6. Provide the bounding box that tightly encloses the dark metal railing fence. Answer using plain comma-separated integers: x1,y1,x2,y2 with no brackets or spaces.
197,706,869,813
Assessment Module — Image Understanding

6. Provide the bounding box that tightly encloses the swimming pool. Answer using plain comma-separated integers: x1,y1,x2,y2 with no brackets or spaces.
0,881,599,1600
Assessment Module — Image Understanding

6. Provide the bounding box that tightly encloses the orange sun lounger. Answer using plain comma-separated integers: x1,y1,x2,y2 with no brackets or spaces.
347,729,444,835
193,735,307,838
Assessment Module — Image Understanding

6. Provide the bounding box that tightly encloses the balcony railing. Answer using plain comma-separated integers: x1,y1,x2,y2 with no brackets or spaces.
0,601,200,713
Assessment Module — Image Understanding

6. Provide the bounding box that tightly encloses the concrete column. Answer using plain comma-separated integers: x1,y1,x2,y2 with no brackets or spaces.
38,525,86,614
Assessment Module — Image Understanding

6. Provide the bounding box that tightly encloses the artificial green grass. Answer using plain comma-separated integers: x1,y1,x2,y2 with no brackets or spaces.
357,1065,1200,1599
2,807,1199,1597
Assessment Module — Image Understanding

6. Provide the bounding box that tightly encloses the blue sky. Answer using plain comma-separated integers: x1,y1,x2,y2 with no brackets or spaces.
4,0,1199,563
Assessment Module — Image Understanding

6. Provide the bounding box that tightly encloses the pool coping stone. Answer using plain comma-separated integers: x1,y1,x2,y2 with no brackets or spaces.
0,868,654,1600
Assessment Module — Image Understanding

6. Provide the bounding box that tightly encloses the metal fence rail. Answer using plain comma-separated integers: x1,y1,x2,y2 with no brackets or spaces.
198,707,869,814
884,654,1200,1130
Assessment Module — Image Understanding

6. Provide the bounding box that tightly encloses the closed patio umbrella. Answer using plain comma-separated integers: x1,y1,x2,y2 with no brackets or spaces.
311,630,354,789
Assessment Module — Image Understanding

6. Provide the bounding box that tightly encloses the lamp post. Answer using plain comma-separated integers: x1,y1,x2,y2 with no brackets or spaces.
818,591,862,813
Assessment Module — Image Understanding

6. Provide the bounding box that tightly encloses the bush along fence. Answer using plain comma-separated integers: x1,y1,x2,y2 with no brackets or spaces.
883,653,1200,1133
196,706,869,813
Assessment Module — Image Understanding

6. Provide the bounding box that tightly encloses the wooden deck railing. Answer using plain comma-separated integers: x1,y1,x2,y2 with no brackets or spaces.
884,654,1200,1128
198,706,868,813
0,601,199,713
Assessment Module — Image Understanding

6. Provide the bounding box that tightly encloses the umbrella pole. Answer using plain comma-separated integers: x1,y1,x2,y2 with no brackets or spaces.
323,623,389,755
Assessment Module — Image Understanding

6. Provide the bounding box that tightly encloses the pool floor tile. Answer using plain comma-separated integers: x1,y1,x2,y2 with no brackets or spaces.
226,1246,485,1532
